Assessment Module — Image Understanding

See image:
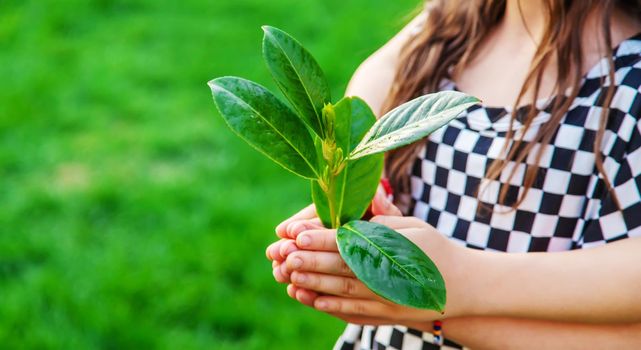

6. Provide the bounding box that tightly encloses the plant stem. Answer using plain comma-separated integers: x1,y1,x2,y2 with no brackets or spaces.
326,172,339,228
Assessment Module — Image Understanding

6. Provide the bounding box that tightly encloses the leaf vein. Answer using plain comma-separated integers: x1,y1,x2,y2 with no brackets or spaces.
214,82,320,178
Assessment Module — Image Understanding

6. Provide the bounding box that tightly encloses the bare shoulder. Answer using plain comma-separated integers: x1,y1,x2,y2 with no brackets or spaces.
345,12,427,117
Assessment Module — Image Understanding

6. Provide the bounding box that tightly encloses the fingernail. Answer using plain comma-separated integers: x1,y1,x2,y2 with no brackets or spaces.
316,300,328,310
287,284,296,298
298,235,311,247
293,273,306,283
291,257,303,269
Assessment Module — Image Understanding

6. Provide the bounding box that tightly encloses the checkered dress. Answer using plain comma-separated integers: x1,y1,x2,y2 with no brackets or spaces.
334,33,641,350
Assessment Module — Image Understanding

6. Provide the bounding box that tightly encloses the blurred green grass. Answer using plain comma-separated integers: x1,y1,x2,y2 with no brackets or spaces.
0,0,418,348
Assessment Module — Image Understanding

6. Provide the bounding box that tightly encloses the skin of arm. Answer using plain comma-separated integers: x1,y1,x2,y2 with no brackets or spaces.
461,237,641,323
344,12,426,115
440,317,641,350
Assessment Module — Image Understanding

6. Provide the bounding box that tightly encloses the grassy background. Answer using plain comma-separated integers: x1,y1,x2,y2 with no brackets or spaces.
0,0,418,348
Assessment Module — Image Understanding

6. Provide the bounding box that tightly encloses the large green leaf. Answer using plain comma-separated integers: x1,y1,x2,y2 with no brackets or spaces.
337,220,446,311
209,76,319,179
312,97,383,228
262,26,331,138
350,91,479,159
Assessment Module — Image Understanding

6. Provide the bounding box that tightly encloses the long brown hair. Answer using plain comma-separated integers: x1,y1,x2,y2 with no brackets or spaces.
385,0,641,210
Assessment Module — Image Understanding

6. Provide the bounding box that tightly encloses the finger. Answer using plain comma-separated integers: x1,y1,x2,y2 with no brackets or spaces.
276,204,317,237
279,239,299,259
279,260,291,280
370,215,427,229
287,284,297,298
286,284,319,307
314,296,393,318
290,271,379,300
266,239,287,261
286,251,354,277
296,229,338,251
285,218,323,239
371,187,402,217
295,287,319,307
272,264,288,283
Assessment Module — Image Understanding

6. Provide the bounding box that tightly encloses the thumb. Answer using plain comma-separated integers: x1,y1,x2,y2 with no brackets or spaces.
371,187,402,216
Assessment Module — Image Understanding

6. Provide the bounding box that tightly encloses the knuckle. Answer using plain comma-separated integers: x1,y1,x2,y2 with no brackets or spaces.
337,259,352,275
353,301,367,315
320,234,330,248
341,278,357,296
308,254,319,271
333,300,344,313
308,274,321,289
321,231,336,249
310,218,323,229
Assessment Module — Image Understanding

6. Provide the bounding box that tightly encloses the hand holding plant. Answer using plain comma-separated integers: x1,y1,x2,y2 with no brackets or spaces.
274,214,465,325
209,26,479,311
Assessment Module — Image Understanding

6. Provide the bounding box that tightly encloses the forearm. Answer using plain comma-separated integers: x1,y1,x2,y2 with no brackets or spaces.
441,318,641,350
459,237,641,322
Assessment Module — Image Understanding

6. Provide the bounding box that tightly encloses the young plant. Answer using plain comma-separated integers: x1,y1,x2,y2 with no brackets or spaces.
209,26,479,311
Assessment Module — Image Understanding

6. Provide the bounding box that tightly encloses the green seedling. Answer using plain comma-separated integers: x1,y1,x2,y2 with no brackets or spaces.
209,26,479,311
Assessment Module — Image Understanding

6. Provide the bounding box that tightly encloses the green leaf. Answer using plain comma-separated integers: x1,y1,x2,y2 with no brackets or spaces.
262,25,331,138
334,97,383,224
209,76,319,179
311,154,382,227
311,97,383,228
334,97,374,152
337,220,446,311
350,91,480,159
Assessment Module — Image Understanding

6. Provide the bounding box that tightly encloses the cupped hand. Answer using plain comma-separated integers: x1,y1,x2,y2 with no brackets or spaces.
281,215,460,326
266,184,400,283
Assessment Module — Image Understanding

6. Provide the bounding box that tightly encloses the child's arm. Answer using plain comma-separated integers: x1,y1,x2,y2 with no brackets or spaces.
345,12,426,116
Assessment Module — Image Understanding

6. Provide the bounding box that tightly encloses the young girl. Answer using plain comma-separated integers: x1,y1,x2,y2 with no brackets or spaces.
267,0,641,348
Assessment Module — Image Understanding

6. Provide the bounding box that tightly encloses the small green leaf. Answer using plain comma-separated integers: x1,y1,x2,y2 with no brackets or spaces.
262,25,331,137
336,155,383,224
337,220,446,311
350,91,479,159
209,76,319,179
311,154,382,228
311,97,383,228
334,97,383,224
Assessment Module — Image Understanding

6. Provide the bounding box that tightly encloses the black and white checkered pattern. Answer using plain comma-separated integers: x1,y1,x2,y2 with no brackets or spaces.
334,33,641,350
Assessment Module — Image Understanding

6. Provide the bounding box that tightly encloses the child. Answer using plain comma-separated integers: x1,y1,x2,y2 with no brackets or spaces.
267,1,641,348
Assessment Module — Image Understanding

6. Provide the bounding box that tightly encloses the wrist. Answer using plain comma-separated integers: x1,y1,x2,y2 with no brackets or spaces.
408,226,494,319
439,244,492,318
